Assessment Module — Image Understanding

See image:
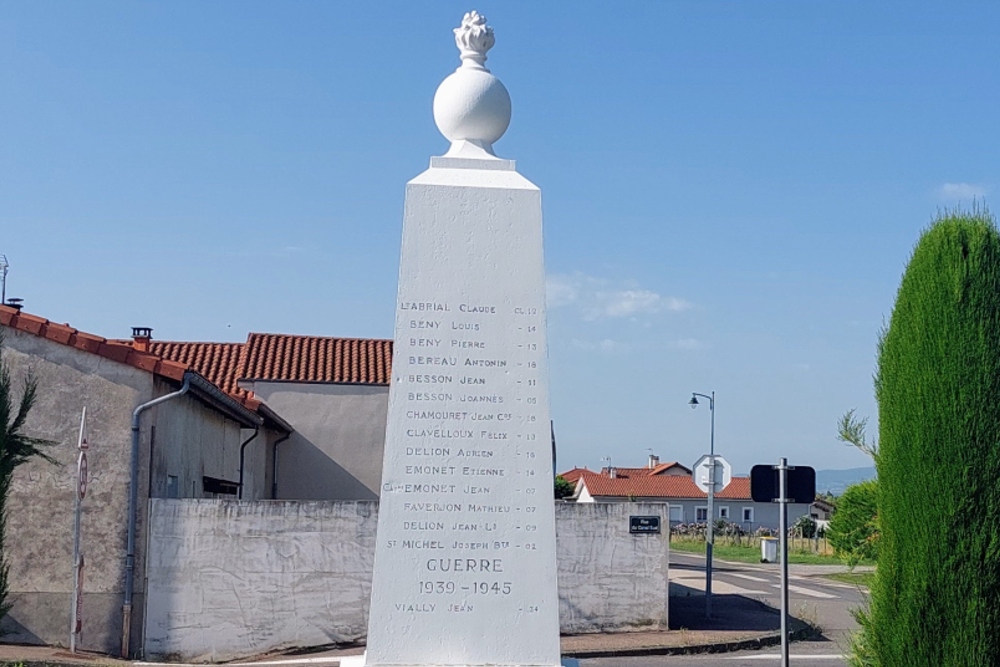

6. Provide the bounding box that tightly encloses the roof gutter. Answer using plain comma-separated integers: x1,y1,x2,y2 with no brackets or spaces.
122,373,191,658
237,426,260,499
185,372,263,428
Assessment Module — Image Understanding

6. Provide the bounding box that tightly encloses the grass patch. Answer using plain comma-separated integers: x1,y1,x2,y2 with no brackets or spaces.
670,537,850,565
824,570,875,588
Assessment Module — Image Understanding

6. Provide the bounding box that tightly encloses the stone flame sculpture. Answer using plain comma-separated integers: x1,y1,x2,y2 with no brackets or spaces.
433,11,512,158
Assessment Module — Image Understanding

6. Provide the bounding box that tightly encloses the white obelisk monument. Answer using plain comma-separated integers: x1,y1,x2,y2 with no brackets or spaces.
361,11,563,667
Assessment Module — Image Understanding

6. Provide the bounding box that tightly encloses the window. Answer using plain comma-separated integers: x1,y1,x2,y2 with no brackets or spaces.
742,507,754,523
669,505,684,523
166,475,179,499
696,507,708,522
202,476,239,498
718,506,729,519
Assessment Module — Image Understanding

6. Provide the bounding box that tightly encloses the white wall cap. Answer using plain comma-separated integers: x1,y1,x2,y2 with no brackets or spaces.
429,155,516,171
407,167,539,191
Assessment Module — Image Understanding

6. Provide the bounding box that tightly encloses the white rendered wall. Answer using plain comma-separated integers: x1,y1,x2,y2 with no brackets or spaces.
143,500,669,662
365,161,561,667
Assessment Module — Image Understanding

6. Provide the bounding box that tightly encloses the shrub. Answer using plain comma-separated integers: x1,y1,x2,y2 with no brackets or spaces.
553,475,574,499
793,514,818,539
869,207,1000,665
826,480,878,567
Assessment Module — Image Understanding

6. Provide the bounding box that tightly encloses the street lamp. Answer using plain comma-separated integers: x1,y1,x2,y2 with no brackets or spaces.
689,390,715,618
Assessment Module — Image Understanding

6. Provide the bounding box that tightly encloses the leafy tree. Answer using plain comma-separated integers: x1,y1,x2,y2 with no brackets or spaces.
827,479,878,567
866,207,1000,666
0,332,55,620
553,475,574,499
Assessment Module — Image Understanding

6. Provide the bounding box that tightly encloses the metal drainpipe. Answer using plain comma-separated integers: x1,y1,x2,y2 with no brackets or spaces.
121,375,191,659
237,427,260,499
271,432,291,499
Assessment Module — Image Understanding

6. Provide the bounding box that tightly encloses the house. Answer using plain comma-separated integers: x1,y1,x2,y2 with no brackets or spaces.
0,306,291,656
234,333,392,500
563,455,812,532
148,333,393,500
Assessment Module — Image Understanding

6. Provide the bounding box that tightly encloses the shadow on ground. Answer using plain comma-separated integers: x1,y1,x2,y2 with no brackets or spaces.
669,582,791,633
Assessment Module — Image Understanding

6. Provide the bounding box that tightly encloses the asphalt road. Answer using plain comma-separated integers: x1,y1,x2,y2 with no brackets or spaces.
621,550,869,666
582,643,850,667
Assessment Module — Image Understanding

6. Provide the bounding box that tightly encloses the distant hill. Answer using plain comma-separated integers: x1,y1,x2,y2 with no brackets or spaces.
815,466,876,496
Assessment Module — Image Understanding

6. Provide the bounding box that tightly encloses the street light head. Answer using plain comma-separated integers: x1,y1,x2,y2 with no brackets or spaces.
689,395,699,409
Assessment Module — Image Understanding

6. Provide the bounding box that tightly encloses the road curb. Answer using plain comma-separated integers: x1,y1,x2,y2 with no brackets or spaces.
563,623,817,659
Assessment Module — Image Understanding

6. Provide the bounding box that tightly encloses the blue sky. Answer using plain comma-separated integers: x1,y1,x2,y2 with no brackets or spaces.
2,2,997,476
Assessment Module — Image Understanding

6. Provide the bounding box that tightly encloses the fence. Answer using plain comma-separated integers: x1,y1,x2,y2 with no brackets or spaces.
670,520,834,555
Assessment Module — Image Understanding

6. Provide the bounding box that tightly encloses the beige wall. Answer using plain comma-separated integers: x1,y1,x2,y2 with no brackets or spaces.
248,382,389,501
0,327,153,653
0,327,273,655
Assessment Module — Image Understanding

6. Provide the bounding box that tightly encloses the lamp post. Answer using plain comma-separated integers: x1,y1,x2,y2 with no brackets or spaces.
689,391,715,618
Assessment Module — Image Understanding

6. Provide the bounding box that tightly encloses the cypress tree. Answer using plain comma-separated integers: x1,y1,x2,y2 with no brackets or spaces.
869,207,1000,666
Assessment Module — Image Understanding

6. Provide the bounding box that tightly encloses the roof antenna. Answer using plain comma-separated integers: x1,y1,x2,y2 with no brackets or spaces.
601,456,615,478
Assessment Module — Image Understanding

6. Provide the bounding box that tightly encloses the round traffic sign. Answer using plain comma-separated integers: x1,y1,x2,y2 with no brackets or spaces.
78,451,88,500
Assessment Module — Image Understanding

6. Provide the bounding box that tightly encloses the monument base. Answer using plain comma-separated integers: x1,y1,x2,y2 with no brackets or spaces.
340,654,579,667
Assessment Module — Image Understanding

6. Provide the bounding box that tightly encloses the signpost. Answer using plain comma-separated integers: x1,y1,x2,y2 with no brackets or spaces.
692,454,731,494
691,453,729,618
750,460,816,667
70,407,88,653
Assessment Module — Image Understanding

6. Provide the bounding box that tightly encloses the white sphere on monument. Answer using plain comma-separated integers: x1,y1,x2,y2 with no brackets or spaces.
432,11,512,158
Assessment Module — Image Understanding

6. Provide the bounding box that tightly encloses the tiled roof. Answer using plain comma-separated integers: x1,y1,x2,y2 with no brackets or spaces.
559,467,596,484
0,306,188,383
149,342,249,399
716,476,751,499
581,472,752,500
241,333,393,385
601,462,691,478
650,461,691,475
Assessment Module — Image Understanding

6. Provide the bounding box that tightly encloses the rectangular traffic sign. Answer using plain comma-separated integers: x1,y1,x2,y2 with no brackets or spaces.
750,464,816,504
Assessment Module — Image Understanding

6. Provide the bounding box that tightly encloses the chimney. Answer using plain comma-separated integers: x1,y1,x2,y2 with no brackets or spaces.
648,453,660,469
5,297,23,311
132,326,153,353
608,466,616,479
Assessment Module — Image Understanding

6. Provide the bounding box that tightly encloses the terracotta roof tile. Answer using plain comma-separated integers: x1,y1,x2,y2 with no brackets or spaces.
716,476,751,499
0,305,189,384
72,331,105,354
649,461,692,475
149,342,249,398
596,463,691,478
580,472,752,500
559,467,596,484
241,333,393,385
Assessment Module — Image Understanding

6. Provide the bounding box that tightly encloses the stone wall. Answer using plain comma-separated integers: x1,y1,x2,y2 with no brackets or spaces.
144,500,668,662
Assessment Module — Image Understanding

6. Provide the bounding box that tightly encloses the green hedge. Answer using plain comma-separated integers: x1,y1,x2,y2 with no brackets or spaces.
870,208,1000,666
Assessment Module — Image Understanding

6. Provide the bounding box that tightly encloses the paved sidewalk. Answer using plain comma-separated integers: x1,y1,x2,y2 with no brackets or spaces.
0,559,851,666
0,591,813,666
